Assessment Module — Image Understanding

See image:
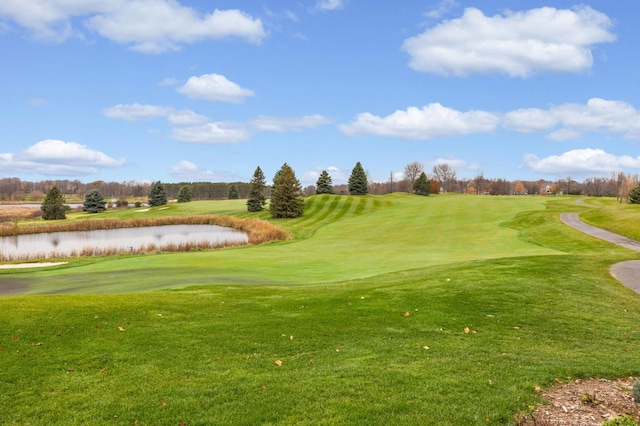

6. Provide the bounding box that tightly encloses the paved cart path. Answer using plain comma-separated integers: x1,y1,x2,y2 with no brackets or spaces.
560,213,640,294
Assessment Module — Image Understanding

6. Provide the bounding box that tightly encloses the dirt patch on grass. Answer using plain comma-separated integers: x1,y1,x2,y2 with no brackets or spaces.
518,377,639,425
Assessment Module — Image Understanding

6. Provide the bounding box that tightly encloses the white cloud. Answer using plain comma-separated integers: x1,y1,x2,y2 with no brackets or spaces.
170,122,250,144
103,103,173,121
0,0,265,52
177,74,255,103
167,110,209,126
502,98,640,140
522,148,640,177
169,160,236,181
302,166,349,185
158,77,179,87
425,0,458,19
315,0,344,11
501,108,558,133
104,103,251,145
0,139,126,176
340,103,499,140
402,6,615,77
250,114,332,132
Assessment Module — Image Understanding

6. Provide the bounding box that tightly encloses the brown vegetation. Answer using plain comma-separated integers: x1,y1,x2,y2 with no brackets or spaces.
0,206,42,222
0,215,290,245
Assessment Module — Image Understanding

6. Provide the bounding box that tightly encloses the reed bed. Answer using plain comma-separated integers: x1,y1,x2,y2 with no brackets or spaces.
0,238,249,262
0,215,290,245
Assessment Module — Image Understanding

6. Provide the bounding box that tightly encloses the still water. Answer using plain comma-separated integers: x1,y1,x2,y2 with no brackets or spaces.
0,225,248,260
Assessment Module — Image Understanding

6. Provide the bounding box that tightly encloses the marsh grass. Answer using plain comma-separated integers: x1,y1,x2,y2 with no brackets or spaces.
0,215,289,244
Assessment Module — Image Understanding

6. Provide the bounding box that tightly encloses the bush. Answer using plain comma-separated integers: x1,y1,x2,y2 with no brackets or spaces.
628,186,640,204
602,414,638,426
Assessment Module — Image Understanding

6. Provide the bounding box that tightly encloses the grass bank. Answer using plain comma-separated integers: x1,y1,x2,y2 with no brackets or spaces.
1,194,639,424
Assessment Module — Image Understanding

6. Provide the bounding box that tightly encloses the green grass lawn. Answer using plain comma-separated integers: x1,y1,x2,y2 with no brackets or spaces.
1,194,639,425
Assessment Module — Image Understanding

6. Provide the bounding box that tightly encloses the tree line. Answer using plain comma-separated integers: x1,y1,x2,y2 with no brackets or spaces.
2,162,639,204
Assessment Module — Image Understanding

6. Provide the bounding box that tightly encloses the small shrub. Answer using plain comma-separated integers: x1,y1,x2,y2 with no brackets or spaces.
580,392,598,405
602,414,638,426
633,378,640,402
135,201,142,208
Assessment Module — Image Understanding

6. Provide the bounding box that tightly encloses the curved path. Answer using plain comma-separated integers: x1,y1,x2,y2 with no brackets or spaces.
560,213,640,294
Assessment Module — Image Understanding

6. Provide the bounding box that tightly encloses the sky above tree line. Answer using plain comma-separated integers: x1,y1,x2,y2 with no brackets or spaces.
1,0,639,186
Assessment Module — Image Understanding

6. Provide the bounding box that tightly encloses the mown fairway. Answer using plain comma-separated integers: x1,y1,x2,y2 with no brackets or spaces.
1,194,639,425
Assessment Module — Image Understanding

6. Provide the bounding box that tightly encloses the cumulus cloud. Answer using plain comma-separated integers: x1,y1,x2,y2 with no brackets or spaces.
425,0,458,19
170,122,250,144
0,0,265,52
402,6,615,77
314,0,344,11
167,110,209,126
0,139,126,176
340,98,640,141
340,103,499,140
103,103,173,121
501,98,640,140
250,114,332,132
522,148,640,177
169,160,237,181
177,74,255,103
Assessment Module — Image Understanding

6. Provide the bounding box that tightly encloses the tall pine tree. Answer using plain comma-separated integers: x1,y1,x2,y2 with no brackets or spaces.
348,162,368,195
413,172,432,196
41,186,67,220
315,170,334,194
177,185,192,203
148,181,168,207
270,163,304,218
82,189,107,213
247,166,267,212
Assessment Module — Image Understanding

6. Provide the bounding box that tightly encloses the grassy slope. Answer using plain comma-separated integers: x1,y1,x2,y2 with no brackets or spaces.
4,194,563,294
1,194,639,425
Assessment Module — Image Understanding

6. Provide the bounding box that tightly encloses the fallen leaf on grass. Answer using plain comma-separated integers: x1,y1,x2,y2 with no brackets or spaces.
274,360,282,367
32,342,42,346
118,326,125,332
402,312,410,317
423,346,430,350
464,327,470,334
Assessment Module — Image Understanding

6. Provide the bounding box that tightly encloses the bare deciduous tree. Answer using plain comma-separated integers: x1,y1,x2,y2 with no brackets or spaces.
403,161,424,193
432,163,457,192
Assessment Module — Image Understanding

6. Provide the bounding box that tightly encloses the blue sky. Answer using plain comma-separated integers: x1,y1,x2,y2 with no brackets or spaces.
1,0,639,186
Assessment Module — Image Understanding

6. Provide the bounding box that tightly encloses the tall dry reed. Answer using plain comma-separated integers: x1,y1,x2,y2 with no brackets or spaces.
0,216,290,261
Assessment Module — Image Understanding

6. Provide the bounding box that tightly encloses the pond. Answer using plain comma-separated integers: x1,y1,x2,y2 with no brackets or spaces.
0,224,248,260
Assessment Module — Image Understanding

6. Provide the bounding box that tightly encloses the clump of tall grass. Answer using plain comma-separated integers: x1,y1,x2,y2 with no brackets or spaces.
0,238,250,262
0,215,290,245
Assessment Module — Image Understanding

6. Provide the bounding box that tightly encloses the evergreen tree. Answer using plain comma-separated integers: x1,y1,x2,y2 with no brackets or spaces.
177,185,192,203
148,181,168,207
629,185,640,204
82,189,107,213
247,166,267,212
228,184,239,199
413,172,432,196
348,161,368,195
270,163,305,218
315,170,334,194
41,186,67,220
